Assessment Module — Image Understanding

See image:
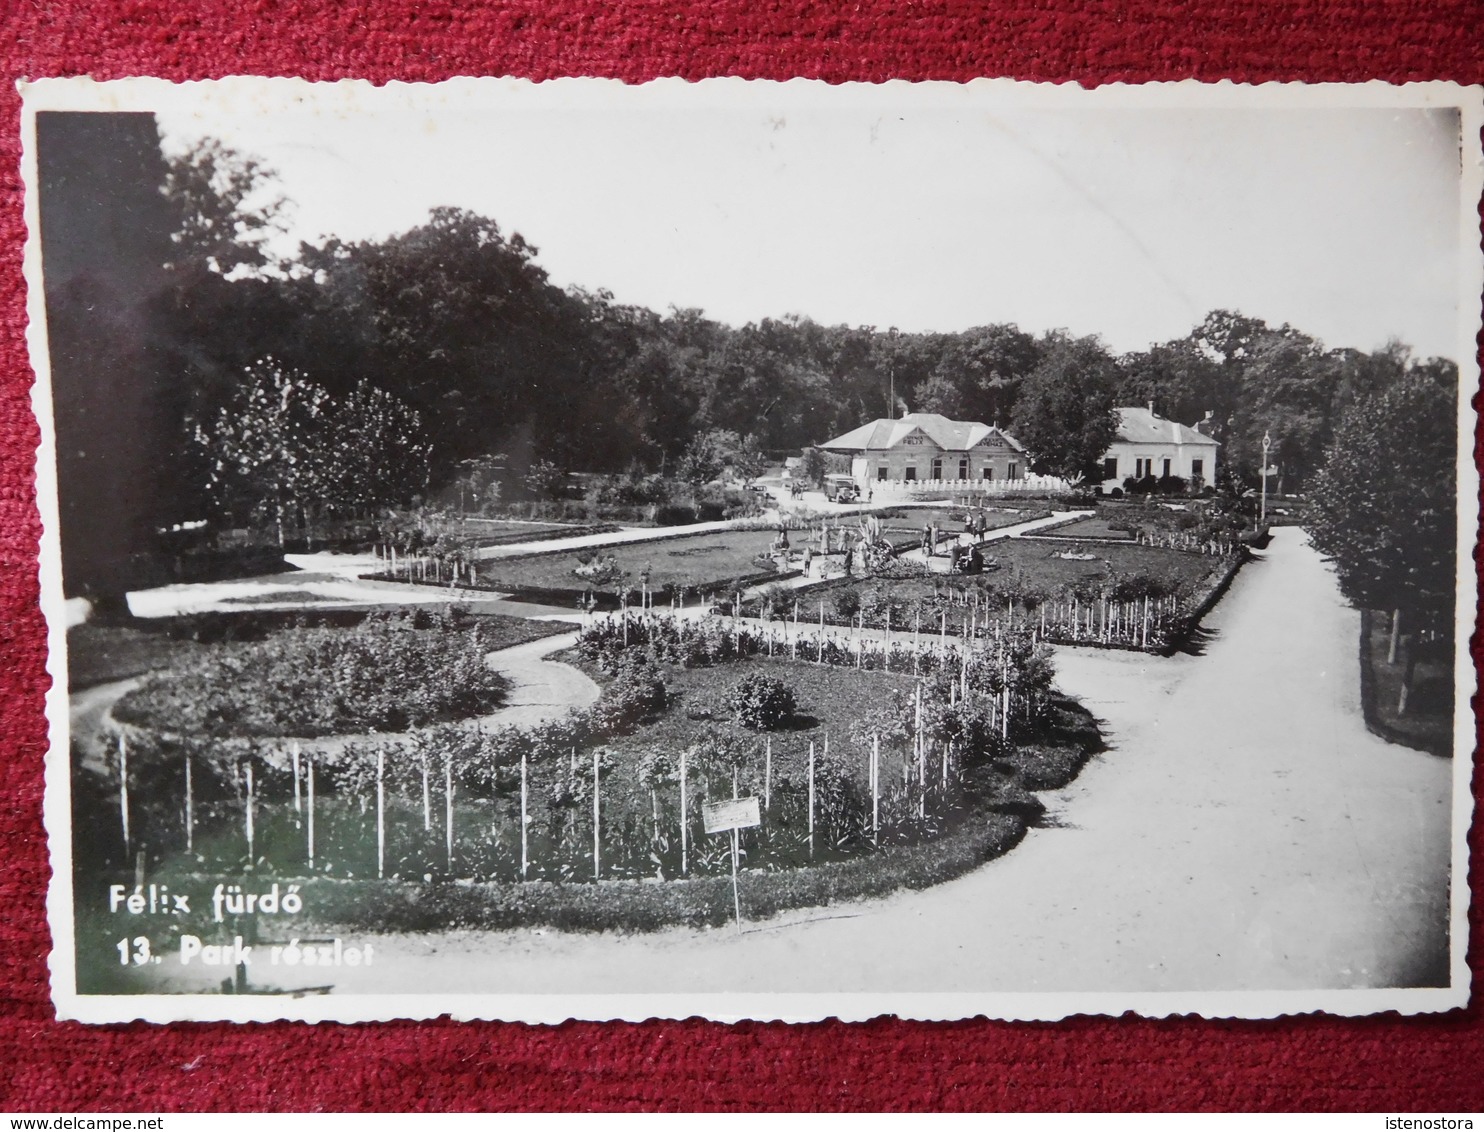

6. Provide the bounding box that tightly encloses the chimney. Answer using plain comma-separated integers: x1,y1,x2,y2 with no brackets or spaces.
1147,400,1155,415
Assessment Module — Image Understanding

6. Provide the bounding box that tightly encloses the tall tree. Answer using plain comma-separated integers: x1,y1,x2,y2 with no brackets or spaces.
194,358,336,546
1308,363,1458,705
1010,333,1119,481
163,137,288,276
37,112,178,599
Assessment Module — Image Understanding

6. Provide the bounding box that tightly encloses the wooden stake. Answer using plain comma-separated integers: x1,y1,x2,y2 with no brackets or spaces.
421,753,431,831
376,747,385,879
307,757,315,867
764,736,772,813
117,734,130,855
445,754,455,872
730,827,742,934
680,746,689,876
807,740,816,860
871,733,880,846
183,748,193,855
244,759,255,863
592,747,601,881
520,749,528,881
291,741,302,814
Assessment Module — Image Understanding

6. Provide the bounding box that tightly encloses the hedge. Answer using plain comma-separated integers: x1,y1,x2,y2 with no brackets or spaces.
194,809,1029,935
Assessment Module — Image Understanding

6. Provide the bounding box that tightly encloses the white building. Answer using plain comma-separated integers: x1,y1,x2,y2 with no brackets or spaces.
1100,405,1219,494
819,413,1037,492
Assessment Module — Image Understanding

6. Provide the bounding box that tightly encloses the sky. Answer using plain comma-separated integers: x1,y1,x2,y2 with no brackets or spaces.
156,85,1468,361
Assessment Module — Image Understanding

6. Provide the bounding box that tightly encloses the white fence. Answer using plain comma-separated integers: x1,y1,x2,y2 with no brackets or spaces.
859,474,1069,502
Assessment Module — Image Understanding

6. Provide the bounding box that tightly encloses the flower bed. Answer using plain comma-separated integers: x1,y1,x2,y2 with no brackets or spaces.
111,608,566,739
746,538,1242,653
80,689,1101,941
85,610,1089,913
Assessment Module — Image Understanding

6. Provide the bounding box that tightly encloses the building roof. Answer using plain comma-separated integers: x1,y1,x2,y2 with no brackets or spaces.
1113,406,1220,447
819,412,1026,454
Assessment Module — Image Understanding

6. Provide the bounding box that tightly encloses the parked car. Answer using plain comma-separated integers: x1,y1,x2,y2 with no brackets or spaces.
824,474,859,503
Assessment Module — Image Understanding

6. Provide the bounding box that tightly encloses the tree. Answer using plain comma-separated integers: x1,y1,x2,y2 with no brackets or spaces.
675,428,738,484
162,137,288,276
1010,334,1119,481
797,446,829,488
194,358,335,546
914,372,965,417
37,112,178,598
729,433,768,485
326,381,431,514
194,359,430,545
1308,365,1457,710
523,459,566,500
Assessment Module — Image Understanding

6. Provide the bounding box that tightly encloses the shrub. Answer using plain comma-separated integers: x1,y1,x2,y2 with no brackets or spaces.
730,673,798,731
830,588,862,620
591,655,668,734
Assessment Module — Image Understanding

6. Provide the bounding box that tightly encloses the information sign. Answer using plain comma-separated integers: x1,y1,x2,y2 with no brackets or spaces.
703,797,761,835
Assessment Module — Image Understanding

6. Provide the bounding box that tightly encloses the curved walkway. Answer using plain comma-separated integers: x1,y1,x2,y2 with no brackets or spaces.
478,631,599,728
273,527,1453,998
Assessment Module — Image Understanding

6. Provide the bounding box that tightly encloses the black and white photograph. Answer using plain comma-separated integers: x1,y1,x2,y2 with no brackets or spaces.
23,77,1481,1024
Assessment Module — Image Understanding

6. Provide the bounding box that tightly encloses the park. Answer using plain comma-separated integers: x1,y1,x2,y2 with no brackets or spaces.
43,107,1462,998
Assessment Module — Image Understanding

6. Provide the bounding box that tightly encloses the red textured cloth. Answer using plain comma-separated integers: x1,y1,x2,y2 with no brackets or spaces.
2,0,1481,1113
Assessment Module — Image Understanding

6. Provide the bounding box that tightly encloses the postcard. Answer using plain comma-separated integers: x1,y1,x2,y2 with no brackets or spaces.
22,76,1481,1022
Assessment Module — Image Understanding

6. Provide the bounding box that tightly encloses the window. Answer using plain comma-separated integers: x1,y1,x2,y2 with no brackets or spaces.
1162,458,1172,478
1103,457,1118,481
904,466,917,481
1191,459,1204,483
1007,462,1019,480
981,466,993,480
877,465,889,480
931,458,943,480
958,457,969,479
1135,458,1150,479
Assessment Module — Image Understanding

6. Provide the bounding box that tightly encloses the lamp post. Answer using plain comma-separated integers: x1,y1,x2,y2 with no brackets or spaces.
887,326,899,420
1260,431,1271,524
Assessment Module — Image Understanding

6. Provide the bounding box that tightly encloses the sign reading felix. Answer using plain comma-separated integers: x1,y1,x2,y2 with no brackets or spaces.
702,797,761,835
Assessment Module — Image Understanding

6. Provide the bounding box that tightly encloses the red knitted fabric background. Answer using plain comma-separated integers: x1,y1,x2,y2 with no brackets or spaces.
2,1,1481,1112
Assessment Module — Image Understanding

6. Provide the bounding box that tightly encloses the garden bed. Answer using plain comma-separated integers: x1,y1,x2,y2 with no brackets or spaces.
76,605,1098,930
453,528,799,605
747,538,1245,654
73,687,1100,947
108,609,568,739
1016,514,1135,542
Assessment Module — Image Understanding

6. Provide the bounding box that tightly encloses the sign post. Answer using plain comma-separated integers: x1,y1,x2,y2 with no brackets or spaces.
703,797,762,934
1260,431,1271,523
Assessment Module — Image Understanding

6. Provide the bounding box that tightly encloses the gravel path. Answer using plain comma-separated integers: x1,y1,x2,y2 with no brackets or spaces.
240,527,1453,999
479,632,599,728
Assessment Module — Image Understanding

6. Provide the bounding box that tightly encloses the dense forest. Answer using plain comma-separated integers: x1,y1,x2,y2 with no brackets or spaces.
37,115,1459,598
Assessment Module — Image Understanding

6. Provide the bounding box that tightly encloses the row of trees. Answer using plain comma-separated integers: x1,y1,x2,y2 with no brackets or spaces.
38,116,1459,597
1307,365,1458,707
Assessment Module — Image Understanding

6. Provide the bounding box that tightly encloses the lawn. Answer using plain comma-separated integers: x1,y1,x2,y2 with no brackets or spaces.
67,624,214,690
478,529,788,596
798,539,1225,618
592,655,920,787
1026,515,1136,541
989,538,1217,592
